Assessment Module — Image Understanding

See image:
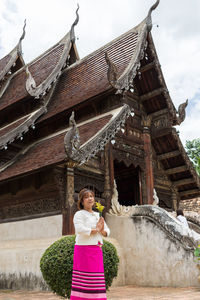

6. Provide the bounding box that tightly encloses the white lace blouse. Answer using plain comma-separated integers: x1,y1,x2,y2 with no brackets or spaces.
73,209,110,245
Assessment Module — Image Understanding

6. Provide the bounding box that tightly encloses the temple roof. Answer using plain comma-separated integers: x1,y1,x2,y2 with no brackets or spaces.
0,21,26,95
0,105,131,181
0,0,199,200
0,7,79,150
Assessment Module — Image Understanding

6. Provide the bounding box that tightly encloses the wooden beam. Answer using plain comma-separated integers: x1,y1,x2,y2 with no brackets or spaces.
149,108,169,117
157,150,180,160
173,178,194,187
139,61,155,73
140,87,167,102
165,165,188,175
151,127,172,139
179,189,200,197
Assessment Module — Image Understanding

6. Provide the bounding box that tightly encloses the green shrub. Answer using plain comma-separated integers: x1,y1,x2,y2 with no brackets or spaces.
40,235,119,299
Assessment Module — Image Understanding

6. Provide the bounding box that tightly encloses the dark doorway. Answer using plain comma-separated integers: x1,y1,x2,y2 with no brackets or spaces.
114,160,140,206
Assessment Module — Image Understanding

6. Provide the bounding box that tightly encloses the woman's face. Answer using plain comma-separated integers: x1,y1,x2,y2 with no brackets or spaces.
82,192,95,210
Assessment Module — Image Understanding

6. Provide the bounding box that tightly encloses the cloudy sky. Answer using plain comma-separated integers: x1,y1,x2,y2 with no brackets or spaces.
0,0,200,146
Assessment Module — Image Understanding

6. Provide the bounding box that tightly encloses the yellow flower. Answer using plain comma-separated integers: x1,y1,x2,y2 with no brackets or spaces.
95,202,104,216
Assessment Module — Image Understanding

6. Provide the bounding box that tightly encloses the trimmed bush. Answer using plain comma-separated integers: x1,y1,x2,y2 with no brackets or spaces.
40,235,119,299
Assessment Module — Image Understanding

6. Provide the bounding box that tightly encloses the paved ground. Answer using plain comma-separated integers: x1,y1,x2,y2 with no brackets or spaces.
0,286,200,300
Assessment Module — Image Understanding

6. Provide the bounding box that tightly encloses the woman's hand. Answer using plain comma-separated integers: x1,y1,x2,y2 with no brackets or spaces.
91,217,104,235
96,217,104,232
91,217,107,236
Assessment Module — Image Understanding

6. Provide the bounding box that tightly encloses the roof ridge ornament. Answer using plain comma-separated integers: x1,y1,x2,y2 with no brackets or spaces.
174,99,188,125
64,105,132,165
105,52,118,89
64,111,81,159
146,0,160,31
70,4,80,43
18,19,26,54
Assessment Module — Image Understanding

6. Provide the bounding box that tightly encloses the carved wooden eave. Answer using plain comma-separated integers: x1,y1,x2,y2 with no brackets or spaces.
105,0,160,94
64,104,132,165
146,33,177,119
0,107,46,150
153,127,200,200
0,105,132,182
171,129,200,187
0,79,58,151
145,34,188,126
0,21,26,90
25,6,79,99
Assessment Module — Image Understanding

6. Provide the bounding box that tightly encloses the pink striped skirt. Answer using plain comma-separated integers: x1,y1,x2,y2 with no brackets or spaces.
70,244,107,300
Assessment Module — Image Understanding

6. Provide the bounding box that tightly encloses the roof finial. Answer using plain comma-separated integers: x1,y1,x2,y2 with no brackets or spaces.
20,19,26,42
105,52,118,89
18,19,26,54
64,111,81,159
146,0,160,31
70,4,79,43
174,99,188,125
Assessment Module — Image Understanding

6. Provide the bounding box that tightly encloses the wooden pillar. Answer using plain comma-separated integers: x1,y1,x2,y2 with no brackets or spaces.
62,162,76,235
109,144,115,194
142,115,154,204
102,143,112,211
171,186,178,211
138,168,143,205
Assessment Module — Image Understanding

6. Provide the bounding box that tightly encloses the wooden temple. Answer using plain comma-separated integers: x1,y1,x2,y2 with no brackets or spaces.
0,0,200,235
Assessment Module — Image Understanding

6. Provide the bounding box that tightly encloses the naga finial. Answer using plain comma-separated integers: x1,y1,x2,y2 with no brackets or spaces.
18,19,26,53
146,0,160,31
64,111,80,159
105,52,118,89
70,4,80,43
20,19,26,42
175,99,188,125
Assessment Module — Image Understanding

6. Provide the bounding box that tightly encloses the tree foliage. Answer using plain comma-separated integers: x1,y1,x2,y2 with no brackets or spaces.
185,138,200,175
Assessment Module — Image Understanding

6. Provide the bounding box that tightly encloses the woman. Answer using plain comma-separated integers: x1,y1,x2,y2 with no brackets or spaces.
70,188,110,300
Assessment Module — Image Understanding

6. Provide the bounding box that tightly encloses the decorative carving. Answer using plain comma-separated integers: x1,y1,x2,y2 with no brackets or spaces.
171,128,200,193
70,4,80,43
146,0,160,31
152,188,159,206
152,116,170,129
147,35,178,120
25,6,79,99
104,1,160,94
0,106,47,151
141,114,152,129
74,170,104,194
66,164,75,207
64,104,131,165
105,52,118,89
174,99,188,125
131,205,197,250
0,77,58,174
0,20,26,85
0,197,61,222
109,180,137,216
102,144,111,200
64,111,81,160
18,19,26,54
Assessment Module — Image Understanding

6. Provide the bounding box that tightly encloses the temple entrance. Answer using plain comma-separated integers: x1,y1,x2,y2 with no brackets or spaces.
114,160,140,206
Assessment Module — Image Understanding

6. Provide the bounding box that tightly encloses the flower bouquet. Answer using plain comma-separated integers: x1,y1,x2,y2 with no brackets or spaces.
95,201,104,217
